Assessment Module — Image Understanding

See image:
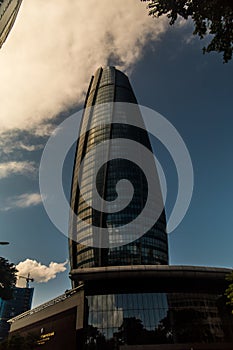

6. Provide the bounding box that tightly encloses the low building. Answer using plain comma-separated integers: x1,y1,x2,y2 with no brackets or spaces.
8,266,233,349
9,285,84,349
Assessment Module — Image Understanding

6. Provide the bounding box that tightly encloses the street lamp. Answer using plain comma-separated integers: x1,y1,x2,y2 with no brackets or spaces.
0,242,9,245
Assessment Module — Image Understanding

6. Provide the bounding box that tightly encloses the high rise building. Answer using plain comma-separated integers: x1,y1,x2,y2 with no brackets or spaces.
0,0,23,48
8,67,233,350
69,66,168,280
0,286,33,341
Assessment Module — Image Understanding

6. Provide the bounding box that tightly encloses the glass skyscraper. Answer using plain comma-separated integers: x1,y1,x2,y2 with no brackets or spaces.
8,67,233,350
69,66,168,278
0,287,33,341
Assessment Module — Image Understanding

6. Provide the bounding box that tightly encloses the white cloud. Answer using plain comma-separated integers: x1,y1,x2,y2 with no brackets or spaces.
0,0,168,133
0,161,36,179
0,140,43,155
32,123,56,137
17,143,43,152
16,259,67,287
0,127,50,156
1,193,42,211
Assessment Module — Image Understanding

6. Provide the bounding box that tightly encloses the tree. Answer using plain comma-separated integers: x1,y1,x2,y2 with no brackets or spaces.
226,271,233,313
142,0,233,62
0,334,38,350
0,257,17,300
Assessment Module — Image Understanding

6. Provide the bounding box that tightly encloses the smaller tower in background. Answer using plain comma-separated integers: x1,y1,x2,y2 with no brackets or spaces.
0,286,34,341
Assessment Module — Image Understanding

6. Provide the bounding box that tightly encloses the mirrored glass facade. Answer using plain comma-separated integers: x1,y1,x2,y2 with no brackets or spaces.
85,292,233,349
69,67,168,276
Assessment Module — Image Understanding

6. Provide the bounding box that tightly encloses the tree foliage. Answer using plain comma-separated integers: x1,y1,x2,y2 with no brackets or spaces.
142,0,233,62
226,271,233,313
0,257,17,300
0,334,37,350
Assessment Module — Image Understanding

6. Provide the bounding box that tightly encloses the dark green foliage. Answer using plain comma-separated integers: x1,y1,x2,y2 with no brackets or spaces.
226,271,233,313
0,257,17,300
0,334,38,350
142,0,233,62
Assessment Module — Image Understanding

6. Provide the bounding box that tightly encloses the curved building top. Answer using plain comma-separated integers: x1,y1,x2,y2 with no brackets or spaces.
70,265,232,294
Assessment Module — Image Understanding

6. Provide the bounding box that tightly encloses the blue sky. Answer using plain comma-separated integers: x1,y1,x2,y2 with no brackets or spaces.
0,1,233,307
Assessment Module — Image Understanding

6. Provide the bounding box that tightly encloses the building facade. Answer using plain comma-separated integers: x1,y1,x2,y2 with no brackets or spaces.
69,66,168,279
9,266,233,349
8,67,233,349
0,286,33,341
0,0,23,48
75,266,233,349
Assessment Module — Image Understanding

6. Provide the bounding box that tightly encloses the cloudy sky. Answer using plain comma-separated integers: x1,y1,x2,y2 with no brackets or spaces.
1,0,233,307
